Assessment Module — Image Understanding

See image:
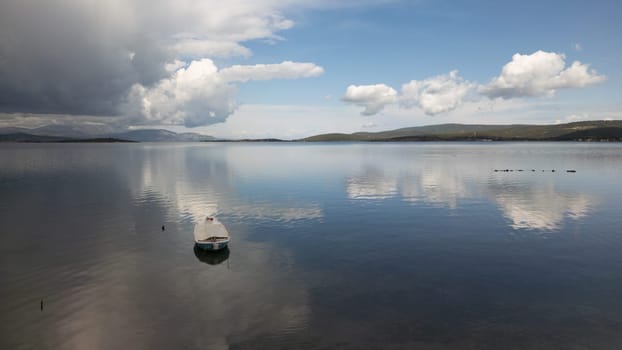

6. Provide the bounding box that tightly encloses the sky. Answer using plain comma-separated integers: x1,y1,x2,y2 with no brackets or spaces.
0,0,620,139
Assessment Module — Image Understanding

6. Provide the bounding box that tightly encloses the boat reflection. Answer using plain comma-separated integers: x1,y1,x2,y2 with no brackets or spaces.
193,245,230,265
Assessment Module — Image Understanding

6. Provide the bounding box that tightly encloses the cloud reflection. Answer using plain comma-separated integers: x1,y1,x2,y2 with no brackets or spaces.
492,185,597,231
225,203,323,223
345,158,599,232
346,168,398,200
346,165,471,209
15,144,314,349
132,145,323,224
48,236,310,350
405,170,469,209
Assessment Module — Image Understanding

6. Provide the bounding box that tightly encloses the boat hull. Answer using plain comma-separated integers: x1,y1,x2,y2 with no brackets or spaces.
195,239,229,251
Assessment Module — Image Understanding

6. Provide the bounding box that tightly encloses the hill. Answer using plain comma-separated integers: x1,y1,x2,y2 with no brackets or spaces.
110,129,215,142
0,128,215,142
303,120,622,142
0,133,70,142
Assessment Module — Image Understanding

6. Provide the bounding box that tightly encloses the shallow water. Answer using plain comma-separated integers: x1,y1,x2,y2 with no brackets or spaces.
1,142,622,349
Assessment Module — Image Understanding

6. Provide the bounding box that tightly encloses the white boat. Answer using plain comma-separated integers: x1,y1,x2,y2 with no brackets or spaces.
194,216,230,251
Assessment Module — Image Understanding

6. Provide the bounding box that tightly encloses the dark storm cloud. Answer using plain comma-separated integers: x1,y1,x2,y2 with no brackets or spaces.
0,0,170,116
0,0,327,127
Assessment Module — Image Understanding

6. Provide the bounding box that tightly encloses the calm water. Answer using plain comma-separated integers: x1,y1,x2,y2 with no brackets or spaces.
1,142,622,349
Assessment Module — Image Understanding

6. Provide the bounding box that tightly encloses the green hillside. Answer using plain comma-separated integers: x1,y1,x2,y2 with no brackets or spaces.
303,120,622,142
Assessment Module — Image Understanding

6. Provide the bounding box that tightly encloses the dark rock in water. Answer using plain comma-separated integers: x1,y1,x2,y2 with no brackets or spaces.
532,169,536,172
518,169,523,172
161,225,165,231
567,170,577,173
552,170,555,172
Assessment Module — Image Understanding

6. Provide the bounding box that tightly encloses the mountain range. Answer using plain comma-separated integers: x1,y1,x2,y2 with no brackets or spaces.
0,127,215,142
1,120,621,142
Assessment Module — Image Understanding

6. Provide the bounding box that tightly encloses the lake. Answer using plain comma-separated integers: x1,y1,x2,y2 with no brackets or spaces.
1,142,622,349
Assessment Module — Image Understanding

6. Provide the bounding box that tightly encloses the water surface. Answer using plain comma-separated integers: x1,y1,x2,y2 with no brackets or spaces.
1,142,622,349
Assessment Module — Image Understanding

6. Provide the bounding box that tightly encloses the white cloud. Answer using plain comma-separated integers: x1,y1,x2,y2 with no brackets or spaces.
343,50,606,117
554,61,606,88
480,50,606,99
125,59,236,127
0,0,313,116
164,60,185,73
171,39,252,58
153,1,297,58
342,71,475,116
400,70,474,115
126,59,324,127
4,0,380,121
219,61,324,82
342,84,398,115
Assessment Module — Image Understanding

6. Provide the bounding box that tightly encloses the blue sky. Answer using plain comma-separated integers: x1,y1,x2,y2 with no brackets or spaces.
236,0,620,104
0,0,620,138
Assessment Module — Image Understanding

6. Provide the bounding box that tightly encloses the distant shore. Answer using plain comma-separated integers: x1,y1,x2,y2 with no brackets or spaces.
1,120,621,143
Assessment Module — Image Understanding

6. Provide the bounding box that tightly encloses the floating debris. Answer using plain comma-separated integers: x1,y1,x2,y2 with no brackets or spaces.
40,299,43,311
492,168,572,174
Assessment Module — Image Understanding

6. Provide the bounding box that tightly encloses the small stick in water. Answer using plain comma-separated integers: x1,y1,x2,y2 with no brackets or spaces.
40,299,43,311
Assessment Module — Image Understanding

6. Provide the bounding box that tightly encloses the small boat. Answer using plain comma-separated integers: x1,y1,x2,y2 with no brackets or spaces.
194,216,230,251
